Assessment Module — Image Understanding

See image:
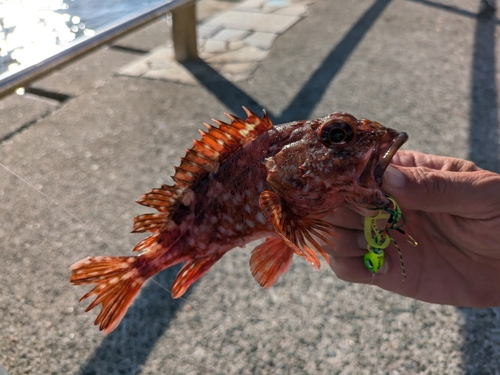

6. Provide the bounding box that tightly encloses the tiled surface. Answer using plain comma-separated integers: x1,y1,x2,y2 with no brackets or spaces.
211,29,251,43
243,32,277,50
118,0,312,83
204,11,301,33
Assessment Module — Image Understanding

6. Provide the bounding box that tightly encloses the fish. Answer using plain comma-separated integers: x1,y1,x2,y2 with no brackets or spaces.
70,108,408,334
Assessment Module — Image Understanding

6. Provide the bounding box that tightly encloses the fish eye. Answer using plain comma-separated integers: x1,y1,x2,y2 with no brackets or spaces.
318,120,355,147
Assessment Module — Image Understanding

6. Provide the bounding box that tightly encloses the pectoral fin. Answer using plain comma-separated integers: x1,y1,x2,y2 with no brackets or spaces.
259,190,337,270
249,236,294,288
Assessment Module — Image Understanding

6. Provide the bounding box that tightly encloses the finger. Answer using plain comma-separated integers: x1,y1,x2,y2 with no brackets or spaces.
344,202,380,218
391,150,480,172
330,249,409,287
324,205,367,230
328,234,423,298
328,255,374,283
323,226,366,257
328,240,401,284
383,164,500,216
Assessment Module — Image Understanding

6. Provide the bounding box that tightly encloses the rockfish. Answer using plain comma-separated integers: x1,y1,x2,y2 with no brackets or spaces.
70,108,408,333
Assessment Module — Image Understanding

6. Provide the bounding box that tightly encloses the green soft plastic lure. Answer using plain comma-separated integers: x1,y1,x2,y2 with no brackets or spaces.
363,195,417,277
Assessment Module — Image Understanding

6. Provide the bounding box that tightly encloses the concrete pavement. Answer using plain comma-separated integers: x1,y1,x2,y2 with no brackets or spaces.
1,0,500,374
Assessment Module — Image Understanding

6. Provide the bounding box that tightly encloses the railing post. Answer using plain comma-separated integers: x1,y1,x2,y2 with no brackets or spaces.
171,0,198,62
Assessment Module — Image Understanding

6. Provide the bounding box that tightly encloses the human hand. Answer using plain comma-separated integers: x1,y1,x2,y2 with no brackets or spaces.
325,150,500,307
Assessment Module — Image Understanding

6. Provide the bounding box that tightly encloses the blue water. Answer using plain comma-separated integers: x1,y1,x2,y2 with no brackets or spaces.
64,0,166,30
0,0,166,77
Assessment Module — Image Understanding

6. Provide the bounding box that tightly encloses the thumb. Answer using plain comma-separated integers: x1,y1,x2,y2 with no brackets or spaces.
382,164,500,216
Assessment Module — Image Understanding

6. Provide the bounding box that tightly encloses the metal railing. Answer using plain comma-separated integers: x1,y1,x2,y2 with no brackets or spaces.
0,0,198,100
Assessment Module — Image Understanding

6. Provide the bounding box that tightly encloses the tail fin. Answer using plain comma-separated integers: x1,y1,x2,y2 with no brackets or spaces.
70,256,145,334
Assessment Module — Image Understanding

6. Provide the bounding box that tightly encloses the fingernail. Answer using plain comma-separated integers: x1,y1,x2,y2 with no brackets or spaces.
357,233,367,249
383,166,406,189
378,259,389,275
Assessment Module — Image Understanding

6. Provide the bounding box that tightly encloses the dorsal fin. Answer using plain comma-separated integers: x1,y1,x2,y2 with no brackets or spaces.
135,107,273,233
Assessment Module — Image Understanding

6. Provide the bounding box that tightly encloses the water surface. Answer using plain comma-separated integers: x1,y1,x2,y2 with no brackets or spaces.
0,0,165,77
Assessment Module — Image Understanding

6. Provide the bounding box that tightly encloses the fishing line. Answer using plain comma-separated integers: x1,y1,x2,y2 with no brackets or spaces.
0,160,116,251
0,158,386,326
363,195,418,279
0,159,323,324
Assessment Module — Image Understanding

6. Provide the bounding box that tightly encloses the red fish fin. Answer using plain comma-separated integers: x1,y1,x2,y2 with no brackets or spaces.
259,190,338,270
136,186,181,213
132,232,160,252
249,236,294,288
171,254,223,298
70,256,145,334
178,108,273,191
132,212,168,233
135,109,272,219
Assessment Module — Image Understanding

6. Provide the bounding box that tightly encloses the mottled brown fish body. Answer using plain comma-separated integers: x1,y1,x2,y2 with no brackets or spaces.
70,108,408,334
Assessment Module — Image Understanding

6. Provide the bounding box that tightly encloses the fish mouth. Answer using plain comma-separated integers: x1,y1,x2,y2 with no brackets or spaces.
358,131,408,188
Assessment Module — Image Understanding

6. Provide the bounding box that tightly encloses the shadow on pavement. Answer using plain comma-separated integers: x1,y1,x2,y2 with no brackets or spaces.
277,0,392,123
184,0,393,124
459,307,500,372
408,0,500,370
182,59,267,118
77,265,186,375
408,0,499,21
461,0,500,372
468,0,499,173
